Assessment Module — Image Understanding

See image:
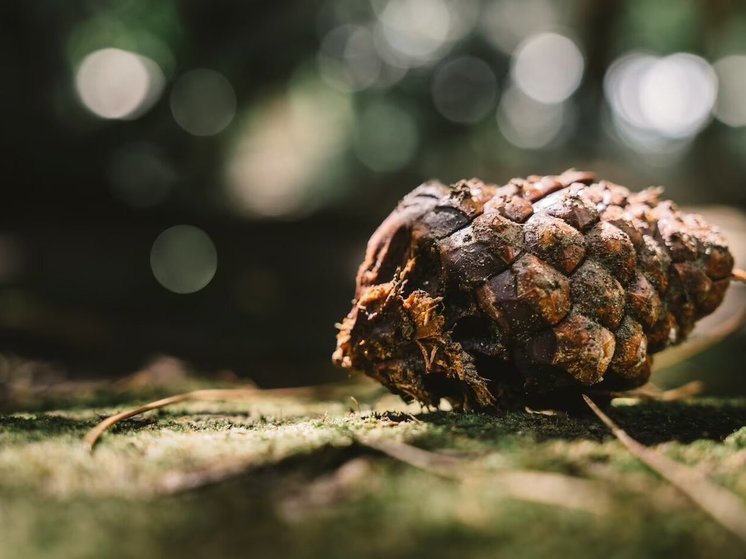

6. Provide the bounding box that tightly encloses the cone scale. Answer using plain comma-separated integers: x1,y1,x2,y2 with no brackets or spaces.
333,171,734,411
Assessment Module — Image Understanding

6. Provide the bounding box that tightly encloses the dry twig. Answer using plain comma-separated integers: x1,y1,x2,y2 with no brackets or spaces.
83,382,367,451
653,305,746,372
731,268,746,284
583,394,746,546
359,438,610,514
83,388,261,451
593,380,704,402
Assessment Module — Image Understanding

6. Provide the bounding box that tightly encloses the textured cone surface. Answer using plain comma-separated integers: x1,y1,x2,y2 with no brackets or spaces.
333,171,734,410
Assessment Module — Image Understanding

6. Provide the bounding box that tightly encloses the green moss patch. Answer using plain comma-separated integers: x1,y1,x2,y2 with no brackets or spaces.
1,391,745,559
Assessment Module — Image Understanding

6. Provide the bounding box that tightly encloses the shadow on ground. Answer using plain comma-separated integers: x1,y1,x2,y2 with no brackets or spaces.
407,400,746,447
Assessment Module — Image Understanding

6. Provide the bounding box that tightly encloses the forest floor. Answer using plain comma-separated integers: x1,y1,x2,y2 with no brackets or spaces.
2,376,746,559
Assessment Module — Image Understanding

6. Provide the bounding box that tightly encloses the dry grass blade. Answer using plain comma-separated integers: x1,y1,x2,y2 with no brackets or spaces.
156,454,273,495
595,381,704,402
83,380,379,451
731,269,746,284
654,381,705,401
360,438,463,477
83,388,261,451
583,395,746,546
359,438,609,514
653,305,746,371
158,446,364,495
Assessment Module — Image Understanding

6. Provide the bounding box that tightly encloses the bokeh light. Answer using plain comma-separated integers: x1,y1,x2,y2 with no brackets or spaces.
605,52,717,144
318,25,384,92
480,0,557,54
12,0,746,406
713,55,746,127
170,69,237,136
353,101,419,172
225,76,352,218
604,53,657,132
497,86,567,149
511,32,584,104
372,0,477,69
439,0,481,45
638,54,716,139
107,143,176,208
150,225,218,294
375,0,452,68
75,48,164,119
431,56,498,124
605,115,690,163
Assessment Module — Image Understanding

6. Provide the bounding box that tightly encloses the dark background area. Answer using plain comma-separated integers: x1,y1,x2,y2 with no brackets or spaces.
2,0,746,390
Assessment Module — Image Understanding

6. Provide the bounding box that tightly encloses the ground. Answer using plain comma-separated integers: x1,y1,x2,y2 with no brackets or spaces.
1,379,746,559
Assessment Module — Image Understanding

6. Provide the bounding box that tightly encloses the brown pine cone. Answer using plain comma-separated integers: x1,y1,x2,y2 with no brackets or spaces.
332,170,734,411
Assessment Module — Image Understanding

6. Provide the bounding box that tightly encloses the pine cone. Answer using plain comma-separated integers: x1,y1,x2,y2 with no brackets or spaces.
333,170,734,411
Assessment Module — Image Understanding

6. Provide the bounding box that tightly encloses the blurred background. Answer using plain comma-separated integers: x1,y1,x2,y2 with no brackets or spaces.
2,0,746,396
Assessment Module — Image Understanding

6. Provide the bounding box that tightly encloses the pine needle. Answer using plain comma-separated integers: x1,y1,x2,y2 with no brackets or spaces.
655,381,705,401
83,388,260,451
583,394,746,545
732,269,746,284
653,307,746,371
359,438,610,515
594,380,704,402
83,382,367,451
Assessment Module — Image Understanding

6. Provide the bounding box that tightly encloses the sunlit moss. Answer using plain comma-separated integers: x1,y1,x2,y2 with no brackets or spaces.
1,394,745,558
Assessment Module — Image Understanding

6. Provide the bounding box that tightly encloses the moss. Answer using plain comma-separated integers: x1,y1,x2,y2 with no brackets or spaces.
1,391,745,558
724,426,746,449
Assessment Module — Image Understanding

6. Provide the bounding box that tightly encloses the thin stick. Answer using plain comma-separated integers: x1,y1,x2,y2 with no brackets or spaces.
732,269,746,284
653,307,746,371
359,438,610,514
582,395,746,545
656,381,705,401
83,388,260,451
592,380,704,402
83,380,378,451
